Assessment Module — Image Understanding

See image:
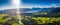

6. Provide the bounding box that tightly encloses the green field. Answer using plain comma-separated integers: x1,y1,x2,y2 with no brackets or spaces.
33,17,60,24
21,16,60,25
0,14,60,25
0,14,19,25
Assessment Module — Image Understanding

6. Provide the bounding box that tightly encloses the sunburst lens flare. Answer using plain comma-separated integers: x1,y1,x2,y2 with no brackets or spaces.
11,0,22,25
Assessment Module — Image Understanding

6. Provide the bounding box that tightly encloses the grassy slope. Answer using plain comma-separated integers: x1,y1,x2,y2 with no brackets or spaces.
23,16,60,25
0,14,60,25
0,14,5,22
0,14,19,25
33,17,60,24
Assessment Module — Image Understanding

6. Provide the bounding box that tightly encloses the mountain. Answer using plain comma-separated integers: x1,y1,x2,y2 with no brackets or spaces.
20,7,60,17
0,7,60,17
0,10,9,14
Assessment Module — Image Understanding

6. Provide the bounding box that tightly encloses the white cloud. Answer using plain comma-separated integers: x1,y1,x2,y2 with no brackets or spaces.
21,4,60,8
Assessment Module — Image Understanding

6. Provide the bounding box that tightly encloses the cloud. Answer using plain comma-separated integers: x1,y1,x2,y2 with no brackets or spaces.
20,4,60,8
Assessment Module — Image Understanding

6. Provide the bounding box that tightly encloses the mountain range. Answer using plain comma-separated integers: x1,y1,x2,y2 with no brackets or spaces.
0,7,60,17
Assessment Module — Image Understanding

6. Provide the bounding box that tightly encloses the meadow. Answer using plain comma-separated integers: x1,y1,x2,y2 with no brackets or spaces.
0,14,19,25
0,14,60,25
21,16,60,25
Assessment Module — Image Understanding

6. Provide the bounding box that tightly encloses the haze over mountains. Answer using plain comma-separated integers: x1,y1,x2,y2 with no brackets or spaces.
0,7,60,17
0,7,60,13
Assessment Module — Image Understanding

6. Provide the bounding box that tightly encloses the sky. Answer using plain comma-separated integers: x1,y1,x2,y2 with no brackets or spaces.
0,0,11,10
0,0,20,10
21,0,60,8
0,0,60,10
21,0,60,5
0,0,11,6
